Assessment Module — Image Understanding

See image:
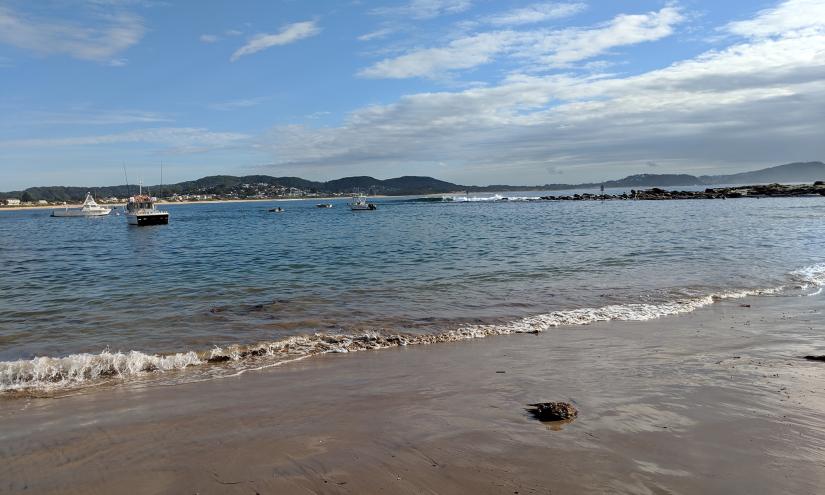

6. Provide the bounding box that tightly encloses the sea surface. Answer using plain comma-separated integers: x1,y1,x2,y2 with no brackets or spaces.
2,191,825,393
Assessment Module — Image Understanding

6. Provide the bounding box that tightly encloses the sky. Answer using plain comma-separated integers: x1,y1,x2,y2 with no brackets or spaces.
0,0,824,189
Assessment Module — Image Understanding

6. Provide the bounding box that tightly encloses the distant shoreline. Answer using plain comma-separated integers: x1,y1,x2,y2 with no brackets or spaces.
0,196,391,212
1,162,822,204
3,182,824,211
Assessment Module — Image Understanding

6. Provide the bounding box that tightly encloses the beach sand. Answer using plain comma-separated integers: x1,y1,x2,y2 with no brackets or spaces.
2,294,824,494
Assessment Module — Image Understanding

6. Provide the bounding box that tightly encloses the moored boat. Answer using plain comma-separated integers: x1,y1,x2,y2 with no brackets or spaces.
349,195,376,211
51,192,112,217
126,191,169,226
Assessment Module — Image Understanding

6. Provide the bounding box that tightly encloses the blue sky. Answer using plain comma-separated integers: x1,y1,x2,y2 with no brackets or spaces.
1,0,824,189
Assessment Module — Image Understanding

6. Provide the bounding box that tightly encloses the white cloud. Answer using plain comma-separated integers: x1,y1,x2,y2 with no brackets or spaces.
358,30,519,78
359,6,684,78
259,1,825,183
358,27,395,41
208,97,269,111
24,109,172,126
0,127,250,154
485,2,586,26
0,6,144,63
306,111,331,119
535,6,683,67
371,0,472,20
726,0,825,38
200,30,243,44
230,21,321,62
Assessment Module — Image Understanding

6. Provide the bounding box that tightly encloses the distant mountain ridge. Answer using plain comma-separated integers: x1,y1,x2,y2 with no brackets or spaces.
699,161,825,185
0,175,469,202
2,161,823,202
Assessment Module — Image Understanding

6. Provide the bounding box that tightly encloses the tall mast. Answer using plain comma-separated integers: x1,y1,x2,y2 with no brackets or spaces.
123,164,131,197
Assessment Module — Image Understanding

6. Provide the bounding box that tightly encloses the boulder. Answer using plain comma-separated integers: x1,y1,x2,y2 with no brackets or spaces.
527,401,578,421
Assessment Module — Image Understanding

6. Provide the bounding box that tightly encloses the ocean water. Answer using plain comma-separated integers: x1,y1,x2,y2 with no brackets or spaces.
1,194,824,393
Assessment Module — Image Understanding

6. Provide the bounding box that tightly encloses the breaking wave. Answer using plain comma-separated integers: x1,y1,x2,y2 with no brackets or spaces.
790,263,825,289
2,264,823,395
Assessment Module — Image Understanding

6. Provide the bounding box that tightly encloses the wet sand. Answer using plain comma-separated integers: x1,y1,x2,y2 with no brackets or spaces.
2,294,824,494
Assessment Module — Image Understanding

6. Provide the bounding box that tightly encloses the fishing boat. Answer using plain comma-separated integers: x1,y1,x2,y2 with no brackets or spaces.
316,203,333,208
126,183,168,226
51,192,112,217
349,195,376,211
269,207,284,213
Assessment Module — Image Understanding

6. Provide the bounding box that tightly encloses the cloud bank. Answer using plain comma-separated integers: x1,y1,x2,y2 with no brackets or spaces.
263,1,825,182
359,6,684,78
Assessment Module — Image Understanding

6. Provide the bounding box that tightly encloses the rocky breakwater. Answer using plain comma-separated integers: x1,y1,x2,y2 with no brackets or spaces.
539,182,825,201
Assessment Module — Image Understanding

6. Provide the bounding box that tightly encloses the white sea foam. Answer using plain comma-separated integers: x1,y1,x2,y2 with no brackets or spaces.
0,270,813,394
0,350,202,393
790,263,825,288
452,287,782,337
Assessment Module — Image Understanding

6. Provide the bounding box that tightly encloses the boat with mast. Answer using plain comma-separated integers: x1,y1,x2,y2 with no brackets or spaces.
126,180,169,226
51,192,112,217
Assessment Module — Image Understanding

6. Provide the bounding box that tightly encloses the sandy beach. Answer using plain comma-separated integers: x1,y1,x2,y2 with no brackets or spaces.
2,294,823,494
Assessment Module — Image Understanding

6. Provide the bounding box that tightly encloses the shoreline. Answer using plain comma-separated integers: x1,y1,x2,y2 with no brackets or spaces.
2,294,824,493
4,182,824,211
0,196,391,212
0,283,792,394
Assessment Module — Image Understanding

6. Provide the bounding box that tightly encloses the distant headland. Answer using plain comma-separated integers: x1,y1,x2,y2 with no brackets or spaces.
1,161,823,205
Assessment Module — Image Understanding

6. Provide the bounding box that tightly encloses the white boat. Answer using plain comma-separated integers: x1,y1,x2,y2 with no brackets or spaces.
349,195,376,211
51,192,112,217
126,185,169,226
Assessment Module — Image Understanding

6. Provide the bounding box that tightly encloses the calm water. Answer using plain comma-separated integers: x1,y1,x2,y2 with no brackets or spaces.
1,194,824,390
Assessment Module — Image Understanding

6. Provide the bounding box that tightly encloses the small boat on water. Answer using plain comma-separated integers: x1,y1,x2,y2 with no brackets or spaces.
126,189,169,226
316,203,333,208
51,192,112,217
269,207,284,213
349,195,377,211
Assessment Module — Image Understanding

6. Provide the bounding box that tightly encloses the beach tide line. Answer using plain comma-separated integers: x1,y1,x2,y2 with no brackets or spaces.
2,264,823,394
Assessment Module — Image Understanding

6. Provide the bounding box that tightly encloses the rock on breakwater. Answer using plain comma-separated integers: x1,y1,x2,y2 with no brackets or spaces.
537,183,825,201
